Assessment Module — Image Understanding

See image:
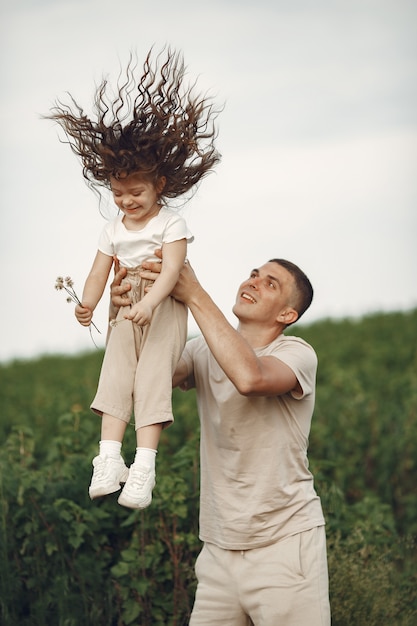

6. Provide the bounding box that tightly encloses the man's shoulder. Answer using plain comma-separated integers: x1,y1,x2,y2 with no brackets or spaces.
183,335,210,361
267,334,318,365
185,334,207,354
268,332,313,349
278,333,314,349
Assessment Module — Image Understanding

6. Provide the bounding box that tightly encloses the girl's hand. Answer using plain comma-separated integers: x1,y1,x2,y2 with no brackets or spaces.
125,302,153,326
75,304,93,327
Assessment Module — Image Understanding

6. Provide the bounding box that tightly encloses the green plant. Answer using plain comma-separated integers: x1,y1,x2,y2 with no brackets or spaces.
1,310,416,624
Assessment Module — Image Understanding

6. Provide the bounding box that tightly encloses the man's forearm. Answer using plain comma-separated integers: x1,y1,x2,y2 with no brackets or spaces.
186,286,261,392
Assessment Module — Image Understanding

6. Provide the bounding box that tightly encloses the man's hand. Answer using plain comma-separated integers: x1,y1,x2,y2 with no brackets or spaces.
138,249,163,287
110,258,131,307
140,250,199,305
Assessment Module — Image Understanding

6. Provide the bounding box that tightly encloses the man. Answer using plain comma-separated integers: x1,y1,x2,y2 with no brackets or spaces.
111,255,331,625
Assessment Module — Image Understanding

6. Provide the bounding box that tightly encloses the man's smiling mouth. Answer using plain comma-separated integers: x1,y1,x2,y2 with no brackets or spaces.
241,292,256,303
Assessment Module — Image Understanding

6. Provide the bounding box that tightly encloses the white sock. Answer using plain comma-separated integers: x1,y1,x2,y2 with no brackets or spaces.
99,440,122,459
134,447,157,469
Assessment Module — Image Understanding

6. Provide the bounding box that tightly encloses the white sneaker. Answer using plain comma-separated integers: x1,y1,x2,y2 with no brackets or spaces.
117,464,156,509
89,455,129,499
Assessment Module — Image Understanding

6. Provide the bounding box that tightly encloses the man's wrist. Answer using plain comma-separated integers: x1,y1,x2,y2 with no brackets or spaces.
186,284,208,310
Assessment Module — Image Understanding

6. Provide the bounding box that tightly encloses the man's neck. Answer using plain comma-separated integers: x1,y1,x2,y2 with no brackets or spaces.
237,320,285,349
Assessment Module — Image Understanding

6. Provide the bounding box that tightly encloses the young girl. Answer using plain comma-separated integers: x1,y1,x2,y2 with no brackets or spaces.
47,48,220,509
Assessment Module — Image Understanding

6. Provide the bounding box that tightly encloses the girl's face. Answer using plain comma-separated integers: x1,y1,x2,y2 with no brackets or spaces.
110,172,166,229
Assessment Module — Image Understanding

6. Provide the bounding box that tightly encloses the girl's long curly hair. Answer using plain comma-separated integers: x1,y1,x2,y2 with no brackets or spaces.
46,48,221,201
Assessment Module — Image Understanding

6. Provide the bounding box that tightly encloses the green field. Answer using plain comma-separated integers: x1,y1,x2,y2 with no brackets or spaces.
1,309,416,625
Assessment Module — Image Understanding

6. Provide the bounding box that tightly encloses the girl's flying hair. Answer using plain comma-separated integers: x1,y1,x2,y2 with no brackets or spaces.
46,47,221,200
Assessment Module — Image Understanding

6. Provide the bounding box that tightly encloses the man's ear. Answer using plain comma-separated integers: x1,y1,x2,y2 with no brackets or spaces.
277,308,298,326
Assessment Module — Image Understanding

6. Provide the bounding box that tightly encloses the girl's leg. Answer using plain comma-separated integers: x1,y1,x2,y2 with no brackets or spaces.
97,412,128,463
136,423,163,449
133,422,163,472
118,423,163,510
118,294,187,510
101,412,128,441
89,413,129,500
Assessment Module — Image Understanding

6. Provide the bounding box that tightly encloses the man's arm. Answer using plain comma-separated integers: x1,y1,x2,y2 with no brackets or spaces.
139,258,298,397
180,269,297,397
172,357,194,390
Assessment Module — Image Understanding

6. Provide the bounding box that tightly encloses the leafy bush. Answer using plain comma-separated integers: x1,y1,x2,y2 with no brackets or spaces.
0,402,201,626
1,310,416,624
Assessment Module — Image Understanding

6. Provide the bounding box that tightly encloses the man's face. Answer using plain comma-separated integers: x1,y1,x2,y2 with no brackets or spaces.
232,262,297,325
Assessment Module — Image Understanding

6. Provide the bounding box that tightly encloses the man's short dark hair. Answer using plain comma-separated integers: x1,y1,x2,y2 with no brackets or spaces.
269,259,313,324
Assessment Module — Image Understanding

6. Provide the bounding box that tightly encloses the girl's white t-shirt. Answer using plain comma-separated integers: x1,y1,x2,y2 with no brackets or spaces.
98,206,193,268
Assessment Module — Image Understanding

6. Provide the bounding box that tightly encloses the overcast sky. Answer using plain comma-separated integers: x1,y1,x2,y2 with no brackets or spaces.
1,0,416,362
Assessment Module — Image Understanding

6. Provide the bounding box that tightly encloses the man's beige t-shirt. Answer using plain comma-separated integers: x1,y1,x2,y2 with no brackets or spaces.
181,333,325,551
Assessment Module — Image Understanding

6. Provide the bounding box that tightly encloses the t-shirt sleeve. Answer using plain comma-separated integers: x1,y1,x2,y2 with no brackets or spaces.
180,336,204,379
163,213,194,244
271,338,317,399
97,222,115,257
